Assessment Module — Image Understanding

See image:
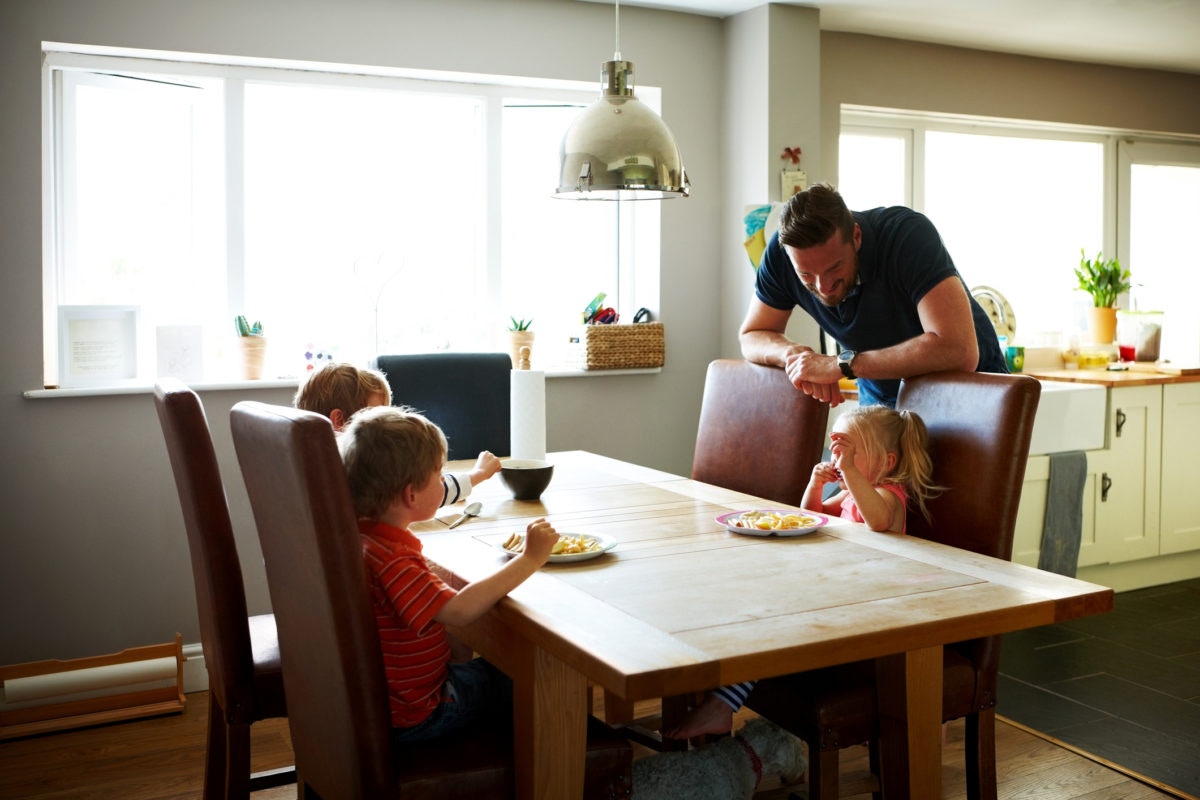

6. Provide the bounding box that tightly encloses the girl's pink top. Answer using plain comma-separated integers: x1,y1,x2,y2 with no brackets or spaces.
840,482,909,533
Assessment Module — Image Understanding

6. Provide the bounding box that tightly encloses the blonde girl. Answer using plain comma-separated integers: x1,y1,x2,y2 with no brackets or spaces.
666,404,941,740
804,404,938,534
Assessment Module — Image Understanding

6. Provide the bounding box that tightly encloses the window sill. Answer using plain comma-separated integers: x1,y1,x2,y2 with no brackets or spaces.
543,367,662,379
23,367,662,399
24,378,301,399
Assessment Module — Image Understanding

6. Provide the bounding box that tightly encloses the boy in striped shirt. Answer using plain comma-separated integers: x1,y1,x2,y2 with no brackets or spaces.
340,404,557,742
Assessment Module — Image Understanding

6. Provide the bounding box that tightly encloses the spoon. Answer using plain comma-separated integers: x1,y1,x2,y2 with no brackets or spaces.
447,501,482,529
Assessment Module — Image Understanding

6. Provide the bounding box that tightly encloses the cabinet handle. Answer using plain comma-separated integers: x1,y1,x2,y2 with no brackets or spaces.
1115,408,1126,437
1101,472,1112,502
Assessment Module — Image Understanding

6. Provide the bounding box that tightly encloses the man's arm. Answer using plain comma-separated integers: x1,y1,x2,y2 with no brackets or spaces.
739,297,848,405
845,275,979,381
739,276,979,405
738,297,809,368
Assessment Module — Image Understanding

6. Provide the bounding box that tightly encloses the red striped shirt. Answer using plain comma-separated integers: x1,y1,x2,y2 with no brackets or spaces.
358,519,456,728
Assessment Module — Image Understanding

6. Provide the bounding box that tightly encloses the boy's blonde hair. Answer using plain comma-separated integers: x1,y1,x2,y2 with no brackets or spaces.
839,405,941,522
339,405,447,520
294,362,392,420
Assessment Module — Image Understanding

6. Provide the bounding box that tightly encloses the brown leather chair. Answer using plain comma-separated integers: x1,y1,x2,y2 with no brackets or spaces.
228,401,632,800
691,359,830,506
746,371,1041,800
153,379,293,799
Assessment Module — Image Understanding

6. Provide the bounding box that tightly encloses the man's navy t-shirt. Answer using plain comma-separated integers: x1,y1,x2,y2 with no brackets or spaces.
754,206,1008,406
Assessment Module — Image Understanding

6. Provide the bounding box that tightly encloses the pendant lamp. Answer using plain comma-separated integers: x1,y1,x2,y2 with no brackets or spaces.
555,1,689,200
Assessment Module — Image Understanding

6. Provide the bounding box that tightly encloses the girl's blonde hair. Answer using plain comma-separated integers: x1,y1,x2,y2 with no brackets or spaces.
339,405,446,520
294,362,392,419
838,405,941,522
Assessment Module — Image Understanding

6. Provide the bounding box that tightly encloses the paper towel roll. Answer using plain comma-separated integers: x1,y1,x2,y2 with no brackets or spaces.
510,368,546,460
2,656,177,706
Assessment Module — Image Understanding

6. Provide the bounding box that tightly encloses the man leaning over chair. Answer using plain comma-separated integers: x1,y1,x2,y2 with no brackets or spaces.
739,182,1007,409
670,183,1010,740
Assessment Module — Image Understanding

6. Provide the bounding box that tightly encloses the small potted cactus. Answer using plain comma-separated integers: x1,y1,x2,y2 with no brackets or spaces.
507,317,534,368
235,315,267,379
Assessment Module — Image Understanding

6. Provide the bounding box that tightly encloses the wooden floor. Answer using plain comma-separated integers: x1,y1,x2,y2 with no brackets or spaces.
0,689,1186,800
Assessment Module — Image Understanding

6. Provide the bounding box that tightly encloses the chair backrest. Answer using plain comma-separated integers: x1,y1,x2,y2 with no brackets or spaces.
230,402,394,798
370,352,511,460
153,379,256,721
691,359,831,507
896,371,1042,559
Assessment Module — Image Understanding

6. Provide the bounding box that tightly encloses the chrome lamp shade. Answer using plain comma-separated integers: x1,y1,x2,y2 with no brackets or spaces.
555,60,688,200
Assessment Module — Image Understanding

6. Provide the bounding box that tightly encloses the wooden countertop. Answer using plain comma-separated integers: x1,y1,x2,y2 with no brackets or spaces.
1026,366,1200,388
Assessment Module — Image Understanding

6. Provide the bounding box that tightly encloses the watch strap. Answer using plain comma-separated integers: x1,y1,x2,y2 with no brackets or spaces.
838,351,857,380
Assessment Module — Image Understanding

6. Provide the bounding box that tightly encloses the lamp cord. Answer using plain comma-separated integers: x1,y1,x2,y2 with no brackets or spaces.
613,0,621,60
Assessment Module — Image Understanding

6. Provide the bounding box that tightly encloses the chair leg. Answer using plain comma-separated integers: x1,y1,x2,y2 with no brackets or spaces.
224,718,252,800
808,746,841,800
203,693,230,800
653,694,694,751
964,709,998,800
602,689,635,726
867,737,883,800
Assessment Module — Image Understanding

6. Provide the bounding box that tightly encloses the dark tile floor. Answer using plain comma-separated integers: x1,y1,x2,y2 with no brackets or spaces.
998,577,1200,798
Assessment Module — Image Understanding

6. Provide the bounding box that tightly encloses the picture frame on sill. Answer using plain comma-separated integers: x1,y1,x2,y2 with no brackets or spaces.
58,305,140,387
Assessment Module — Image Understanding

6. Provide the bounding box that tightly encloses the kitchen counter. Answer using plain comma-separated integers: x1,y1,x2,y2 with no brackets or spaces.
1027,366,1200,388
1010,369,1200,592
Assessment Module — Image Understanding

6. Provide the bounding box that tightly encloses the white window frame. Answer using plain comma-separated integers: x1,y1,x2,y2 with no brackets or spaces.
1117,139,1200,362
838,107,1200,343
41,44,664,388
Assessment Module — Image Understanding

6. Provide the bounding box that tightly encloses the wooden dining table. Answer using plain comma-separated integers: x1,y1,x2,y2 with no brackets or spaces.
413,450,1114,800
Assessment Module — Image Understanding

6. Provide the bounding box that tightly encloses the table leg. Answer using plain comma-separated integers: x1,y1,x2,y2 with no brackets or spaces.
874,645,942,800
511,643,589,800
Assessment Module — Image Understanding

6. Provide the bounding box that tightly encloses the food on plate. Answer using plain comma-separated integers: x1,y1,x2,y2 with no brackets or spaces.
731,510,821,531
502,532,602,555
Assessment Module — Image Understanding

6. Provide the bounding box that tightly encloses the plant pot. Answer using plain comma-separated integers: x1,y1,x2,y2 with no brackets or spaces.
1086,307,1118,346
239,336,268,380
508,331,534,368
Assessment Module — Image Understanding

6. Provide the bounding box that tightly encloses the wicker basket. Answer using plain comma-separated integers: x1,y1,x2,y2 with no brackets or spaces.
568,322,665,370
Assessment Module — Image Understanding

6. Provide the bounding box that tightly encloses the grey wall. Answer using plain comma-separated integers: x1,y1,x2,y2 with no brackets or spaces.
817,32,1200,187
0,0,729,665
3,0,1199,667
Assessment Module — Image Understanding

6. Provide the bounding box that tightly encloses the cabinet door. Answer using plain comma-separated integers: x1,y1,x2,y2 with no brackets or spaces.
1015,452,1114,569
1012,455,1048,568
1160,382,1200,554
1086,385,1161,565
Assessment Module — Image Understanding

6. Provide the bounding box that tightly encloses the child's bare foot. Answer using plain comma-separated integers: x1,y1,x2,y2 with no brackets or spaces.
662,694,735,740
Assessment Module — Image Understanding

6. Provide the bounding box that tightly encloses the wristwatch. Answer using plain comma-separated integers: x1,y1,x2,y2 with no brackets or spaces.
837,350,857,380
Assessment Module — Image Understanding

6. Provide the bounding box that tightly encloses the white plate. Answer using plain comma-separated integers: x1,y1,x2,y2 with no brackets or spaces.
498,533,617,563
716,509,828,537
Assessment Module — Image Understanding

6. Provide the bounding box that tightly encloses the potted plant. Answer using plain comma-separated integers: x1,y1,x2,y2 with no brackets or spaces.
235,314,267,379
508,317,534,368
1074,249,1131,345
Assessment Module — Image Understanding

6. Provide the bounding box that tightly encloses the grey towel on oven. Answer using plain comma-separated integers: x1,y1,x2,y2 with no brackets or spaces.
1038,450,1087,577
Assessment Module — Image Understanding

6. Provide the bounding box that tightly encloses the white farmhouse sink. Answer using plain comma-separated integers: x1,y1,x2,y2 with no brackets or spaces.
1028,380,1107,455
826,378,1107,456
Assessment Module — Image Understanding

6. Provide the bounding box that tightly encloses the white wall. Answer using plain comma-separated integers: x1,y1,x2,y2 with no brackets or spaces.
0,0,729,665
718,5,825,360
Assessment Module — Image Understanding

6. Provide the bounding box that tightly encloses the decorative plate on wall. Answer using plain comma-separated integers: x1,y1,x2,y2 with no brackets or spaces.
971,285,1017,341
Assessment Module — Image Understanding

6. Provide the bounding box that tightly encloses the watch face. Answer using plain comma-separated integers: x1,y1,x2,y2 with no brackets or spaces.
838,350,856,379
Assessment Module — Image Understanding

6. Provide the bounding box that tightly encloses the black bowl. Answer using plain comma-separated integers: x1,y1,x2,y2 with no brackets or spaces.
499,459,554,500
